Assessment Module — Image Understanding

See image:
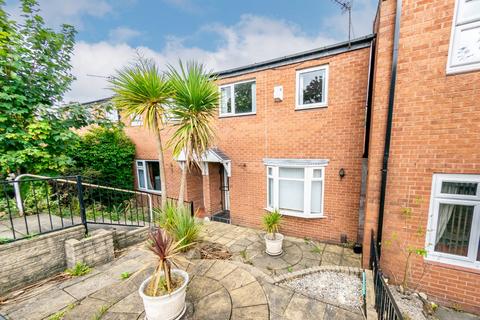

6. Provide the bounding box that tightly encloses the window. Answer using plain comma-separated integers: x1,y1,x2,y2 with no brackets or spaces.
131,114,143,126
296,65,328,109
447,0,480,74
265,159,328,218
219,80,256,116
136,160,161,192
425,174,480,269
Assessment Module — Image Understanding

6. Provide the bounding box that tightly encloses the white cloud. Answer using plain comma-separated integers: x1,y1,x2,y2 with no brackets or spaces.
108,27,142,43
323,0,377,39
6,0,112,29
66,15,339,103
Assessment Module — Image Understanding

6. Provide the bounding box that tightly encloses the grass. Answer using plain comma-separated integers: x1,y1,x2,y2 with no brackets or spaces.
91,305,109,320
47,303,75,320
66,262,91,277
0,237,13,244
120,271,131,280
310,244,323,254
287,266,293,273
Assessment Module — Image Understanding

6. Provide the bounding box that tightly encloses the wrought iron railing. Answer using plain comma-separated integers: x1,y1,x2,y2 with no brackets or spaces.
370,231,403,320
0,175,193,243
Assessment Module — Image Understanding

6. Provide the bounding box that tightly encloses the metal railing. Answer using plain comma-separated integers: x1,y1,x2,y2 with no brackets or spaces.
370,231,403,320
0,175,193,243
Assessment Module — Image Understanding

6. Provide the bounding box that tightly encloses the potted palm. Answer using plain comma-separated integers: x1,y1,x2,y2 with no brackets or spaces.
263,210,284,256
138,229,190,320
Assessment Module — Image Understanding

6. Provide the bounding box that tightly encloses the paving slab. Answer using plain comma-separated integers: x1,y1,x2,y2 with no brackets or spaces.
194,287,231,320
231,304,269,320
230,281,267,308
283,293,327,320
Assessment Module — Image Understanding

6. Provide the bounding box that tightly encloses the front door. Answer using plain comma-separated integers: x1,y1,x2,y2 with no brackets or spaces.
220,166,230,212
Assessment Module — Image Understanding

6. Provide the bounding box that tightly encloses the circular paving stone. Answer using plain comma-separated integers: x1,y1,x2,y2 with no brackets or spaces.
245,240,303,271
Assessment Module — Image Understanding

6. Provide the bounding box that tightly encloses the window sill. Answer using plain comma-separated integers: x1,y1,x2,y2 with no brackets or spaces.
219,112,256,118
264,208,325,219
295,104,328,111
424,254,480,272
446,64,480,76
138,188,162,195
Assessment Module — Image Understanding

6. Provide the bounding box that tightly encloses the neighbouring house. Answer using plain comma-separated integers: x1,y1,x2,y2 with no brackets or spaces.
85,0,480,313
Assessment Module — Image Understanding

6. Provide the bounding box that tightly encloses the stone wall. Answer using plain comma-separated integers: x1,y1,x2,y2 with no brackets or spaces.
65,229,115,268
113,226,149,250
0,226,85,294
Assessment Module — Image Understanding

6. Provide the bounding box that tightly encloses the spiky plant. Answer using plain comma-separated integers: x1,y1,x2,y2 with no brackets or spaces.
167,60,219,205
146,228,190,296
155,200,201,250
263,210,282,240
109,57,174,206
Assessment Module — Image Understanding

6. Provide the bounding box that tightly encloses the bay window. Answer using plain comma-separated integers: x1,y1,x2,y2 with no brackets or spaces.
136,160,161,192
219,80,256,116
265,159,328,218
425,174,480,269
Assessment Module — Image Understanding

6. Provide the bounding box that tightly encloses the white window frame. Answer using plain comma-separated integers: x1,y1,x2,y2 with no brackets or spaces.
131,114,143,126
295,64,329,110
425,174,480,270
219,79,256,117
136,160,162,194
446,0,480,74
264,159,328,219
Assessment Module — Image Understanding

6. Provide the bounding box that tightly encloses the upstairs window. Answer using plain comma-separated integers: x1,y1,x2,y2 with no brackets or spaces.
130,114,143,126
425,174,480,270
296,65,329,109
219,80,256,116
447,0,480,74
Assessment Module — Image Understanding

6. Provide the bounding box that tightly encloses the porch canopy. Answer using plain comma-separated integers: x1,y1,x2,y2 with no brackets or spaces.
175,147,231,177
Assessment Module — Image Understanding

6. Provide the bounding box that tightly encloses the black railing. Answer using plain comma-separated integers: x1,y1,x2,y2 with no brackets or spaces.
0,175,193,243
370,231,403,320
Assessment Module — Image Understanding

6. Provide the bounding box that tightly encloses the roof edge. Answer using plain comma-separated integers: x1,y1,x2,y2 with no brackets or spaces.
216,34,375,79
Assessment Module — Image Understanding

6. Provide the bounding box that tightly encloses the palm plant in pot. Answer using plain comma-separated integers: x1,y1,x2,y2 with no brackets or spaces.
263,210,283,256
139,229,191,320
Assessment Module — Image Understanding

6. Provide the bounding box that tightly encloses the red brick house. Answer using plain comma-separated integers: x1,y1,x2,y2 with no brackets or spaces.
103,0,480,313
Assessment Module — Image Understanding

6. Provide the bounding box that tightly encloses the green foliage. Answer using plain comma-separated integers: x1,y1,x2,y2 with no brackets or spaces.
65,262,91,277
70,126,136,188
0,237,13,244
120,271,131,280
156,201,201,250
91,305,108,320
0,0,77,175
109,56,174,205
47,304,75,320
263,210,282,238
0,1,113,177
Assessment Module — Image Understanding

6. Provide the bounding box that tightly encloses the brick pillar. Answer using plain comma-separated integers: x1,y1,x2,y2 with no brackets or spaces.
202,173,212,216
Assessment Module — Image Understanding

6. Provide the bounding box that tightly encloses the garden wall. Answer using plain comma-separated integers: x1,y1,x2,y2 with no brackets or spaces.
0,226,85,294
65,229,114,268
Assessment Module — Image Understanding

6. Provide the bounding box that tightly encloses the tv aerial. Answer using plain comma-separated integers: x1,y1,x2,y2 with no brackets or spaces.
331,0,353,47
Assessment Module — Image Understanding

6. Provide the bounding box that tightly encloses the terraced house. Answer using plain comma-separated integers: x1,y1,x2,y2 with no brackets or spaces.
96,0,479,313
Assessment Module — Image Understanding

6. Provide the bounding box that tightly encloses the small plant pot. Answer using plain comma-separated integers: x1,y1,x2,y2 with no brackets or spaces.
139,269,189,320
353,243,363,254
265,233,284,256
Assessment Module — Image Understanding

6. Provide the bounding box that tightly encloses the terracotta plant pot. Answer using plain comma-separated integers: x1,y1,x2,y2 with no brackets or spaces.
139,269,189,320
265,233,284,256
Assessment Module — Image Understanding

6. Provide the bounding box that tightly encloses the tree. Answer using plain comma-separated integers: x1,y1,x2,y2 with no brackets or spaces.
167,61,219,205
0,0,81,176
70,126,136,188
109,57,174,206
302,76,323,104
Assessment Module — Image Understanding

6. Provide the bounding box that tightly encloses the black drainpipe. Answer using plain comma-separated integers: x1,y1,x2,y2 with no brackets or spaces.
377,0,402,251
363,38,376,159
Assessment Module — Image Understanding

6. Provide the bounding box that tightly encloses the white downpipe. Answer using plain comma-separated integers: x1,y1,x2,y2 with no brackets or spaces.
13,174,154,223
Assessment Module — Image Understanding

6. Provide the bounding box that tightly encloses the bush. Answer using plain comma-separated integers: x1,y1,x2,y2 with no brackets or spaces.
70,126,136,188
263,210,282,239
156,201,201,250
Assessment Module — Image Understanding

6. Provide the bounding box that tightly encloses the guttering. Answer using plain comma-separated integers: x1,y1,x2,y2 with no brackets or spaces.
216,34,375,79
363,38,376,158
377,0,402,250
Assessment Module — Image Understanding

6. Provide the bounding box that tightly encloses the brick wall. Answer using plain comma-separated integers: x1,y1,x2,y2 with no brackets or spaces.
65,229,115,268
363,0,480,313
0,226,85,294
113,226,149,250
128,46,370,244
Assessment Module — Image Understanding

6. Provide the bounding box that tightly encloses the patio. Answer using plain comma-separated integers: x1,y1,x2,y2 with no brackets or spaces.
0,221,364,320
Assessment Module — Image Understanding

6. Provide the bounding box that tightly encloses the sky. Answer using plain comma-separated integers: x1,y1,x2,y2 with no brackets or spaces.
5,0,378,103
